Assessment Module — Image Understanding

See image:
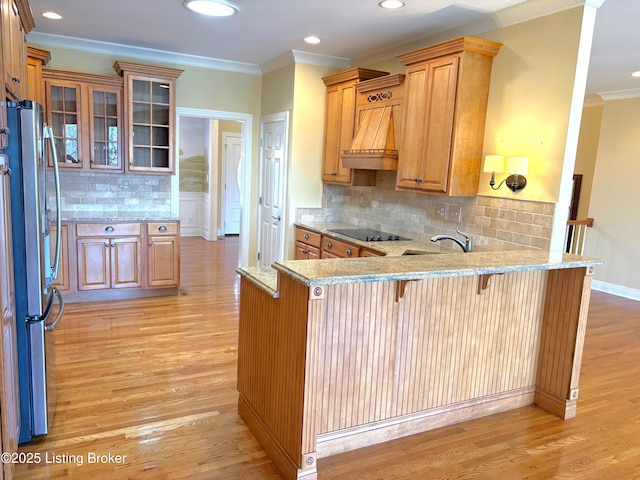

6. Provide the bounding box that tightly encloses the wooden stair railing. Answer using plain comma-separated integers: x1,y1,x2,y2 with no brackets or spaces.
565,218,594,255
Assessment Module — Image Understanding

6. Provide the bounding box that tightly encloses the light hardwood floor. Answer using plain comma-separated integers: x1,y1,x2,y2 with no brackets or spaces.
14,237,640,479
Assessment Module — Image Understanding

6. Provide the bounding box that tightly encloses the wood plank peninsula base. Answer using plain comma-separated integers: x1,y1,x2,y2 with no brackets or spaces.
237,251,602,480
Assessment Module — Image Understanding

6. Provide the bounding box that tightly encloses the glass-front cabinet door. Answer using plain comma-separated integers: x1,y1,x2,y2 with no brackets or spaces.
46,80,82,168
44,72,124,172
89,86,122,170
129,76,174,173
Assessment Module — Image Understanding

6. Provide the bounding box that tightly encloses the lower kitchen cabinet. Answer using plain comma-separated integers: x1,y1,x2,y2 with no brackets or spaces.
76,235,142,291
62,220,180,300
294,227,321,260
320,235,360,259
294,226,384,260
146,222,180,288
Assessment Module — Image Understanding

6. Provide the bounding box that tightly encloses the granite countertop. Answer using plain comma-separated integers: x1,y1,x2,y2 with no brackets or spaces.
268,250,603,287
59,211,181,222
238,250,603,294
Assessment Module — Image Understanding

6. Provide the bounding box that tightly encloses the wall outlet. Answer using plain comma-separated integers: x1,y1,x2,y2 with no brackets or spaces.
447,206,462,222
435,204,446,218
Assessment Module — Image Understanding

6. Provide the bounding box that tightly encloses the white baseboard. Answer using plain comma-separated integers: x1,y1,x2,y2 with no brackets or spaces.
592,280,640,302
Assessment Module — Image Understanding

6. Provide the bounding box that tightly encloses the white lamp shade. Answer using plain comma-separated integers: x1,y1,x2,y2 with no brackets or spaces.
506,157,529,175
483,155,504,173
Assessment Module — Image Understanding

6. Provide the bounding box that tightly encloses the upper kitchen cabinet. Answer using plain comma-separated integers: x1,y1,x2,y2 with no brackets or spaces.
26,46,51,106
1,0,33,101
396,37,502,196
321,68,388,186
113,61,183,174
43,69,125,171
0,0,34,149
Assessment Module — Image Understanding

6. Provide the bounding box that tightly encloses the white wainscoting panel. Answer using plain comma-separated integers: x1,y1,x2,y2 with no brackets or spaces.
180,192,205,237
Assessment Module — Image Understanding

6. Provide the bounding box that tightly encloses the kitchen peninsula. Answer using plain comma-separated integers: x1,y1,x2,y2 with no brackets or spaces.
237,249,602,480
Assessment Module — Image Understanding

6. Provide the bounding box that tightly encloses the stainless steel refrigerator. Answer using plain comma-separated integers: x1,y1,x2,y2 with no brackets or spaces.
6,100,64,444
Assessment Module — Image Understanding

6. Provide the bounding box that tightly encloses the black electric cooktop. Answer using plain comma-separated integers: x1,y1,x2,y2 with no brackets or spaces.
328,228,412,242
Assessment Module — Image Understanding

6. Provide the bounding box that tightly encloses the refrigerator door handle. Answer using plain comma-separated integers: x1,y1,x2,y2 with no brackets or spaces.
44,125,62,281
44,288,64,332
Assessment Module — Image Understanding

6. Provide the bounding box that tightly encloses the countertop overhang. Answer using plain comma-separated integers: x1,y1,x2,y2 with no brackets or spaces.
238,250,603,296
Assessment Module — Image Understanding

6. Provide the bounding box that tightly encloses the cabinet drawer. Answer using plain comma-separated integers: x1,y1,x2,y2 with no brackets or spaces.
361,248,385,257
321,235,360,258
295,228,321,248
147,222,178,236
76,222,142,237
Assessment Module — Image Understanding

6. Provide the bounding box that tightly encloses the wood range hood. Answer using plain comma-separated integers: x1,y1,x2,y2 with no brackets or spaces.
340,73,405,171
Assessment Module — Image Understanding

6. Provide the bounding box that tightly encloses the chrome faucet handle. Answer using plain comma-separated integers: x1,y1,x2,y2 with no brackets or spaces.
455,229,472,252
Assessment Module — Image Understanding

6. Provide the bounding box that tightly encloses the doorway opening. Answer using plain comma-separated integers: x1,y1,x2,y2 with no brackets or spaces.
174,108,252,267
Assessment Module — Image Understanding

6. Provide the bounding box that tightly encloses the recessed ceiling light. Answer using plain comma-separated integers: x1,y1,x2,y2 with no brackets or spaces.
378,0,405,9
184,0,238,17
304,36,321,45
631,71,640,78
42,11,62,20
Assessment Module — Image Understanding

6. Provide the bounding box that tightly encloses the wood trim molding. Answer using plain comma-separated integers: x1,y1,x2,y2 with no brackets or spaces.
317,386,536,458
42,69,124,88
27,46,51,64
322,68,389,87
15,0,35,32
113,61,184,79
238,395,313,480
397,36,503,66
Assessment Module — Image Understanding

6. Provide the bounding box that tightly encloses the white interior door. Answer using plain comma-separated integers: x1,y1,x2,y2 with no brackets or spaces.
223,133,241,235
258,113,288,267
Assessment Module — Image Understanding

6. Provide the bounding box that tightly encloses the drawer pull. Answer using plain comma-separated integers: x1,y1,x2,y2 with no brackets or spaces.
326,241,332,249
304,233,309,240
346,248,353,256
158,225,167,232
105,226,115,233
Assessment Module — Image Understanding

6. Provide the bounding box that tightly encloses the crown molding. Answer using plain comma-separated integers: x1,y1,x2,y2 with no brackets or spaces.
583,94,604,107
597,88,640,101
260,50,351,74
27,32,261,75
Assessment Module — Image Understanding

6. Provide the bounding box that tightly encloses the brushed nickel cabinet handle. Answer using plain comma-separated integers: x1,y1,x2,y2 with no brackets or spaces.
159,225,167,232
105,226,115,233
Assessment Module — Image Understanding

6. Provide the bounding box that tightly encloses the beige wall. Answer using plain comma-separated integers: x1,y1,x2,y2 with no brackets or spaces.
574,104,603,219
261,62,343,258
478,7,584,203
585,98,640,293
261,64,295,115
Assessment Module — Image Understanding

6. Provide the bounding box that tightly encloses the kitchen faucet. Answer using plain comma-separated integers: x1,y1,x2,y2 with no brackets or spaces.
430,229,472,253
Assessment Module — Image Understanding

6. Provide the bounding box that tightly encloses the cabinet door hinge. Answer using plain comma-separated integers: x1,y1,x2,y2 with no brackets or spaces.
257,252,261,261
260,138,264,147
259,196,262,205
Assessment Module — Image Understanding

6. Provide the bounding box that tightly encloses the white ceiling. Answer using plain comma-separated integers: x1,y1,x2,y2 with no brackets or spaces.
25,0,638,98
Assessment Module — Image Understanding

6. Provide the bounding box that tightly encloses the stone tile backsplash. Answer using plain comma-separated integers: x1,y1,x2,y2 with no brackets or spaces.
51,171,172,217
297,171,555,252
